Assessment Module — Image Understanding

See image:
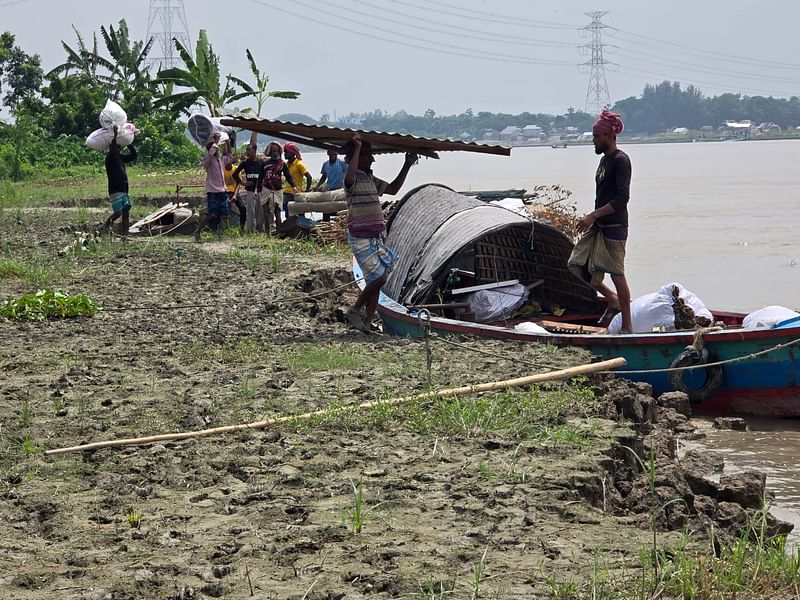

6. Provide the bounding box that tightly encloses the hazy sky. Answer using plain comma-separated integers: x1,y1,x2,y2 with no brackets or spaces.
1,0,797,119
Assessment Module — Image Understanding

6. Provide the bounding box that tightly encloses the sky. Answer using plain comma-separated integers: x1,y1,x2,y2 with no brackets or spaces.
1,0,798,120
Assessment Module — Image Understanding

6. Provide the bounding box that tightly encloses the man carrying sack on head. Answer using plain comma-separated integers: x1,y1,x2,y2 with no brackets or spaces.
568,110,633,334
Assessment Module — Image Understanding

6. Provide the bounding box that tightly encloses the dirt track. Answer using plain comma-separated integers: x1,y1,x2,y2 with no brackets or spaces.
0,210,780,599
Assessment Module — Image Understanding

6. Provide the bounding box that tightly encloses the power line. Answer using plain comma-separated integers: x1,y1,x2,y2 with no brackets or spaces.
349,0,576,48
611,27,800,70
247,0,575,66
359,0,575,30
614,49,800,87
382,0,579,30
614,65,799,99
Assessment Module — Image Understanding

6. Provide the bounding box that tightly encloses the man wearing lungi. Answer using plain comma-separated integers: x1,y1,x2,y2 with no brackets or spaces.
568,110,633,334
343,134,417,333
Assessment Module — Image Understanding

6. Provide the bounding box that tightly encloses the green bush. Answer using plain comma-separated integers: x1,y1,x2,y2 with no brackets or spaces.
0,289,97,321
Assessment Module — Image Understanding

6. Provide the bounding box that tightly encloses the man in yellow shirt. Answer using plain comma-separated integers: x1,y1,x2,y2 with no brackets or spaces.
223,151,246,232
281,142,312,219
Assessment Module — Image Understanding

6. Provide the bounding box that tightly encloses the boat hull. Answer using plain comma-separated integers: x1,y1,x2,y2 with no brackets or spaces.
372,286,800,417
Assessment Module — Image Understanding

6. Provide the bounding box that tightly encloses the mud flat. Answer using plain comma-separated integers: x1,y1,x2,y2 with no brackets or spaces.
0,208,794,599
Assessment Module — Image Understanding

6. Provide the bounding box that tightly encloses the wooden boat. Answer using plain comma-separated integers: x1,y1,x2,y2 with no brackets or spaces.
355,184,800,417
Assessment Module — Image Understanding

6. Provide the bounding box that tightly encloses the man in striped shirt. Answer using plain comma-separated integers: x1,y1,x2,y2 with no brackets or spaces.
343,134,417,332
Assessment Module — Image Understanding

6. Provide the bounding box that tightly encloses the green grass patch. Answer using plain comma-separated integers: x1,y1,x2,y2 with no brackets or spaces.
285,343,368,372
1,289,97,321
1,166,204,208
291,382,600,448
182,337,269,364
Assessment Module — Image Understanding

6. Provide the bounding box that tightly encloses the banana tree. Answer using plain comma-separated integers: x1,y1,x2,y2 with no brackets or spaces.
99,20,154,98
46,26,108,87
153,30,252,117
228,48,300,143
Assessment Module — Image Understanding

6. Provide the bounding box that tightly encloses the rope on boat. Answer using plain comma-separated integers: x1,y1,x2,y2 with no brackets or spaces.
597,336,800,375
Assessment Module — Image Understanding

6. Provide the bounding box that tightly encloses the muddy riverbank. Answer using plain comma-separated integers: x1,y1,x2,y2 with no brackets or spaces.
0,209,793,599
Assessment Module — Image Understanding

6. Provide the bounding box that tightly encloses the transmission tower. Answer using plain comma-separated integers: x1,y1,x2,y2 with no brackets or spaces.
146,0,191,71
580,11,613,116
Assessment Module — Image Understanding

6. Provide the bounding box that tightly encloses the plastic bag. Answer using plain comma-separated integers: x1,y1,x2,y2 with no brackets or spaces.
467,283,529,323
85,123,136,151
99,99,127,130
513,321,551,335
743,306,800,329
187,113,236,147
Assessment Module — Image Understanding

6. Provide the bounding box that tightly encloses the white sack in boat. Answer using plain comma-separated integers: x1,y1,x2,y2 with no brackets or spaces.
467,283,528,323
514,321,551,335
743,306,800,329
608,282,712,334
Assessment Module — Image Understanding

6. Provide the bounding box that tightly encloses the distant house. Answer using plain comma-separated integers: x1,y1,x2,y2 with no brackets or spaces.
578,131,593,141
672,127,689,135
723,120,752,139
481,128,499,140
700,125,714,132
337,115,363,126
521,124,545,140
499,126,522,141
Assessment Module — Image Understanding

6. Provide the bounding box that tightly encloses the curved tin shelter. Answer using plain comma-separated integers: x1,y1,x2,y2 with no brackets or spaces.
384,185,600,313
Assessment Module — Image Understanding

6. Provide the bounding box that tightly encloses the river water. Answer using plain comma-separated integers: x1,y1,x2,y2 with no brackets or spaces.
371,139,800,538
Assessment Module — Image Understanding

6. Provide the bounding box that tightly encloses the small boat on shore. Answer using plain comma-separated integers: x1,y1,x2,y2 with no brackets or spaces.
356,184,800,417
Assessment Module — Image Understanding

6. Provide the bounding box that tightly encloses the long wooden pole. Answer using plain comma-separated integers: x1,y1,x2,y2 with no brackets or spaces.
44,357,626,456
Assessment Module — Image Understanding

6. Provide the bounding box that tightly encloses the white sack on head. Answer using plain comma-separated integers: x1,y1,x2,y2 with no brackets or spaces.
743,306,800,329
99,99,128,130
85,123,136,151
467,283,529,323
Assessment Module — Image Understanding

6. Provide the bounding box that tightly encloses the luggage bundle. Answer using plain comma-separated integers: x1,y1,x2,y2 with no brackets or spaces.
85,99,139,151
187,113,236,148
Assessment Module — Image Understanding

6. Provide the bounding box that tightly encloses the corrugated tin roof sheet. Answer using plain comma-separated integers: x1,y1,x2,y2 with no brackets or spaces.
218,116,511,159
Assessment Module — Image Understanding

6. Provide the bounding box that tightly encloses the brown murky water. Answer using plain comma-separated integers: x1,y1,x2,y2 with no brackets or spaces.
690,418,800,546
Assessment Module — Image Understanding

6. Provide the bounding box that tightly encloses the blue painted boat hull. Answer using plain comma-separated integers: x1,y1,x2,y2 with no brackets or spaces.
360,263,800,417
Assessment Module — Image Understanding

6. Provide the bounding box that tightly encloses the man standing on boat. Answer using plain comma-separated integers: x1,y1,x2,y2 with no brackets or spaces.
567,110,633,334
342,134,417,333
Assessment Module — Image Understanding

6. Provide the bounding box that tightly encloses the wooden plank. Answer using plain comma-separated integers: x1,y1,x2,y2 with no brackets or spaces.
450,279,520,295
537,320,607,335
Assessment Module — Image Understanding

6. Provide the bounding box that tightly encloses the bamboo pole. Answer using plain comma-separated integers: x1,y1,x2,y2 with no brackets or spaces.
44,357,626,456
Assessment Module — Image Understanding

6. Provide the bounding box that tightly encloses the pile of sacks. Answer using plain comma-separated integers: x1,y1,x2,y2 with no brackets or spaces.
187,113,236,148
85,99,138,151
608,282,713,334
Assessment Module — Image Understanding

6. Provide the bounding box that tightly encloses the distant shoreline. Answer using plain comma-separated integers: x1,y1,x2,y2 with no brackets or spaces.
475,134,800,149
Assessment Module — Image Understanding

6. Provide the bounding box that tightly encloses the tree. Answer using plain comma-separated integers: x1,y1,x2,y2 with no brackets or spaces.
154,30,251,116
228,48,299,143
46,26,107,86
0,32,43,110
99,20,154,101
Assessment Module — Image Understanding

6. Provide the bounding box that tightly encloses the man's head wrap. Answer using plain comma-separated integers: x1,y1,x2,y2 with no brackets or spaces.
283,142,302,159
592,110,624,136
